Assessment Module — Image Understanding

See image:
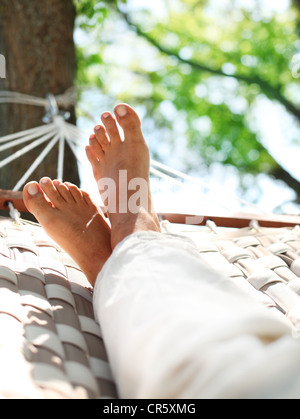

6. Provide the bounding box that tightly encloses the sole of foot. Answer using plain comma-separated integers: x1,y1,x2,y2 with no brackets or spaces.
23,178,112,286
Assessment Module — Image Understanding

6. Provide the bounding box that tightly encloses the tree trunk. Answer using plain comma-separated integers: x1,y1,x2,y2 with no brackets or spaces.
0,0,80,193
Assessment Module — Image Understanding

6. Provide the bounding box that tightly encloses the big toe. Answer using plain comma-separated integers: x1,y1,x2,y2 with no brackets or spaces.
114,104,144,140
23,182,52,221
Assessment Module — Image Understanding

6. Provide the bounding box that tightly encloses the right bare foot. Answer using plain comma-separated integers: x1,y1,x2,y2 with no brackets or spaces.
23,179,112,286
86,104,161,249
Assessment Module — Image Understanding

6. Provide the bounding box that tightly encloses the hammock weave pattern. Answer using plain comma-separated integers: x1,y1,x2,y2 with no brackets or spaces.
182,223,300,331
0,217,117,399
1,216,300,398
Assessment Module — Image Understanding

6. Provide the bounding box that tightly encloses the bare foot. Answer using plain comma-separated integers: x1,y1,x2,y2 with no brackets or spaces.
23,178,112,286
86,104,161,249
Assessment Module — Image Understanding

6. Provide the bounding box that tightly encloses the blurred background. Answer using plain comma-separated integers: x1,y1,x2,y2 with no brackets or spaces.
1,0,300,218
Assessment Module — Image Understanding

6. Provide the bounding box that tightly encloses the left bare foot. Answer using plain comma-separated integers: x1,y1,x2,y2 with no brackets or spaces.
23,178,112,286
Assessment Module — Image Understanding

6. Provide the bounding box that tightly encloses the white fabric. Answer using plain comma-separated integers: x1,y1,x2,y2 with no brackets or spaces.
93,231,300,399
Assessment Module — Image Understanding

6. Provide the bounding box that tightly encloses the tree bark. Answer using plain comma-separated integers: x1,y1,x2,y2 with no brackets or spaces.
0,0,80,192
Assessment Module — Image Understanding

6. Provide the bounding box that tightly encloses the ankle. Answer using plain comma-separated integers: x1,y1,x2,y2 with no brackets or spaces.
110,212,161,249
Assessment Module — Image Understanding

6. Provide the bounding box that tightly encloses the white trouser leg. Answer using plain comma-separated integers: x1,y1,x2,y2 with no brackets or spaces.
93,231,300,399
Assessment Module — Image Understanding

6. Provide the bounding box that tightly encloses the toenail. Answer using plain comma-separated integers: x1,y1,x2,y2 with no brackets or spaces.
102,112,110,119
115,105,128,117
27,183,40,196
40,178,49,184
94,125,102,132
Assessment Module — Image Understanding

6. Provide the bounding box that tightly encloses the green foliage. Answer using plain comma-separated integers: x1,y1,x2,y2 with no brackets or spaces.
73,0,109,28
73,0,300,195
74,0,98,18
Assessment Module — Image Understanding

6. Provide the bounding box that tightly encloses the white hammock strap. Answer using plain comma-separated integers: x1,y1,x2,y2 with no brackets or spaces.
57,134,66,182
0,92,85,192
0,129,57,170
13,134,60,192
150,166,233,213
7,201,21,225
150,159,268,215
0,125,57,154
0,123,56,145
0,90,76,109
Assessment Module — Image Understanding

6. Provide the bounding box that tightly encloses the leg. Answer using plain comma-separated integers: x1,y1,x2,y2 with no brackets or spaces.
23,178,112,286
86,104,161,249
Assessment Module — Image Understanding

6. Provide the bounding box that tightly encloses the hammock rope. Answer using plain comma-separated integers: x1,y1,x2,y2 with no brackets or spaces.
12,133,60,192
0,92,87,193
150,159,268,214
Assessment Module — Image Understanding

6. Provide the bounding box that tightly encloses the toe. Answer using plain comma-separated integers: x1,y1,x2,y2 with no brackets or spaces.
86,145,102,181
94,125,110,150
56,182,76,203
53,179,62,187
82,190,94,207
39,177,66,208
65,182,84,203
89,134,104,161
23,182,53,222
114,104,144,142
101,112,122,144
